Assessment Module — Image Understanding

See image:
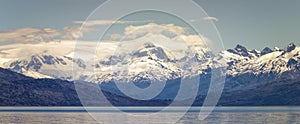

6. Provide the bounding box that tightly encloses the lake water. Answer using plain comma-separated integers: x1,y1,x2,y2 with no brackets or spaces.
0,107,300,124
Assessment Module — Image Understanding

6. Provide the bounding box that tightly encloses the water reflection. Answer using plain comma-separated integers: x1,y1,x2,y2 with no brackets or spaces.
1,112,300,124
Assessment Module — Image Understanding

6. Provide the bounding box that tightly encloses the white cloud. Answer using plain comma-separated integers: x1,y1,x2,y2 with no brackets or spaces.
104,23,209,54
62,27,92,40
110,34,123,40
0,27,61,43
203,16,219,22
123,23,188,40
73,20,151,27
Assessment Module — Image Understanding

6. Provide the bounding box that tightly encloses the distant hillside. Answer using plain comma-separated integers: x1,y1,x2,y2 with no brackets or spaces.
219,78,300,106
0,67,170,106
0,67,81,106
193,78,300,106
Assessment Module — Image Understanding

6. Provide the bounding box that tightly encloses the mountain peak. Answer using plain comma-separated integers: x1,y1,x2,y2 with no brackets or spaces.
286,42,296,52
235,44,247,51
143,42,156,48
261,47,273,55
134,43,170,61
232,44,249,57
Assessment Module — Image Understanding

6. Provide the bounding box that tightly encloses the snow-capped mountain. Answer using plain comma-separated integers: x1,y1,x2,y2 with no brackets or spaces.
6,54,87,80
0,34,212,83
91,42,181,83
217,43,300,92
88,34,212,83
0,38,300,88
223,43,300,76
0,41,91,80
1,38,300,101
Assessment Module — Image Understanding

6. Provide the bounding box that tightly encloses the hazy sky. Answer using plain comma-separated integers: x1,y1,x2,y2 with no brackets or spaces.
0,0,299,50
197,0,300,49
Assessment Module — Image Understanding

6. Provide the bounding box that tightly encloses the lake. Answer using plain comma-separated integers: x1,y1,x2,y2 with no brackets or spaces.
0,107,300,124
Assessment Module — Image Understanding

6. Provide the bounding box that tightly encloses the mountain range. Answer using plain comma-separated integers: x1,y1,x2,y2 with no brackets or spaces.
0,39,300,105
2,40,299,85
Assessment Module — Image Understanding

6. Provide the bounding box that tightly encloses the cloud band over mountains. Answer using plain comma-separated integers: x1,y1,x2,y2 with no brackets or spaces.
0,19,206,44
0,28,60,43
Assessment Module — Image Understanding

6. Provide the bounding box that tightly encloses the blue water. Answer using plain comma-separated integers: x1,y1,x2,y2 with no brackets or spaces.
0,107,300,124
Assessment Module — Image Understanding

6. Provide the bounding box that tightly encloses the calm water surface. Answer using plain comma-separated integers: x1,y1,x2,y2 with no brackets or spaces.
0,107,300,124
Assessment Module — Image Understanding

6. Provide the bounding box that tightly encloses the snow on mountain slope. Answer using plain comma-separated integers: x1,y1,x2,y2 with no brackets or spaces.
214,43,300,92
0,36,299,86
93,33,210,61
89,34,212,83
21,68,53,79
0,41,93,79
90,42,182,83
0,33,212,82
225,43,300,76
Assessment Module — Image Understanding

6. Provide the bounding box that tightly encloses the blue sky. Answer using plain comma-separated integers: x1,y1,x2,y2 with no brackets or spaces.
0,0,102,30
0,0,299,50
197,0,300,49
